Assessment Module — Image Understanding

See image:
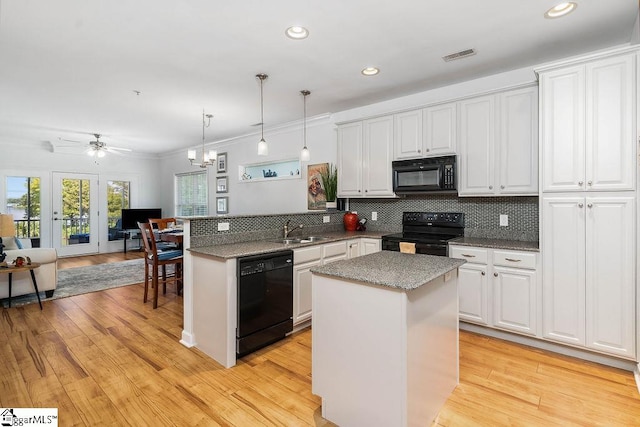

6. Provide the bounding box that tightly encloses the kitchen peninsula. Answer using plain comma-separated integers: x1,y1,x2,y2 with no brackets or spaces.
311,251,465,427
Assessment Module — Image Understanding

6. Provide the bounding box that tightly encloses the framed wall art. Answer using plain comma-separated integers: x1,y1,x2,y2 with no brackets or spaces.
216,176,228,193
216,196,228,214
217,152,227,173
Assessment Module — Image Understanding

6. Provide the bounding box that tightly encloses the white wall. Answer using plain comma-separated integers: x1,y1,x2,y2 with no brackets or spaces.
158,115,336,216
0,141,161,251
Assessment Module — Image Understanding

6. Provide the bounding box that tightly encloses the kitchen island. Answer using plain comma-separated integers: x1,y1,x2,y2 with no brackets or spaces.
311,251,465,427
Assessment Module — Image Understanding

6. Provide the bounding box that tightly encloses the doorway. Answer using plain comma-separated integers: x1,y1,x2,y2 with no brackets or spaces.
52,172,99,256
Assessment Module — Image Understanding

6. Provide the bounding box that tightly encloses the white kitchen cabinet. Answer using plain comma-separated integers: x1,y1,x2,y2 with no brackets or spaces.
458,86,538,196
337,117,394,198
360,238,381,255
393,110,423,160
322,241,348,264
293,246,323,326
346,239,360,258
540,53,635,192
393,103,456,160
450,246,490,325
451,245,539,335
337,122,363,197
424,102,457,156
542,195,636,358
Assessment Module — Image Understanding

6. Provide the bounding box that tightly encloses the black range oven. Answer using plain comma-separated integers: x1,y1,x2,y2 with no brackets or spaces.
382,212,464,256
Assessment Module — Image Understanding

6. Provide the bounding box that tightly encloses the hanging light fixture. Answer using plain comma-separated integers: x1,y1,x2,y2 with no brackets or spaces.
300,90,311,161
188,110,216,168
256,73,269,156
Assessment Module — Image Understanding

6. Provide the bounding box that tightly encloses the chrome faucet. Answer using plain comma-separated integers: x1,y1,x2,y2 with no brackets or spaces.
283,220,304,238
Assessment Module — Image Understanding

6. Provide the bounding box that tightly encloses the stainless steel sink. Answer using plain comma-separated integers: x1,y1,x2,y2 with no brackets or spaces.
301,236,330,242
272,238,302,244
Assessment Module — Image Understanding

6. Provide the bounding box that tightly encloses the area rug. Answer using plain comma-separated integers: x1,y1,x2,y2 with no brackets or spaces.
2,258,146,307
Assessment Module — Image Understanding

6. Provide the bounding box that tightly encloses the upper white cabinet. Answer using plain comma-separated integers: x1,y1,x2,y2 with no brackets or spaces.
393,103,456,160
540,54,635,192
337,116,395,198
458,86,538,196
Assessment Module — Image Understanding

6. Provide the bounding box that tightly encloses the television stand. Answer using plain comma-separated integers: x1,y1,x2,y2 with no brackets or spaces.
121,230,142,253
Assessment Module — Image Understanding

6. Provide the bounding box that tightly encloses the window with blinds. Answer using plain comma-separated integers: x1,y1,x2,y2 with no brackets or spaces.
175,171,208,216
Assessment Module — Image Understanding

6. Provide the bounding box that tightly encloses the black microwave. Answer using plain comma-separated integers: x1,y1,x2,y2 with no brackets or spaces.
392,155,457,195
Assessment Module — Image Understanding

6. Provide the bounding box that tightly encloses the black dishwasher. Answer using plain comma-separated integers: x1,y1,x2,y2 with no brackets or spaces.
237,250,294,357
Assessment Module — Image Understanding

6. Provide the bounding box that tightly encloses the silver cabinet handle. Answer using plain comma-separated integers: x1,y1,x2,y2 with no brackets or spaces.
462,254,476,258
578,203,584,208
587,203,593,208
365,189,368,193
481,271,486,276
425,148,430,152
500,185,505,189
578,181,584,186
489,185,493,190
417,149,421,153
358,190,361,193
494,272,498,277
588,181,592,186
505,258,521,262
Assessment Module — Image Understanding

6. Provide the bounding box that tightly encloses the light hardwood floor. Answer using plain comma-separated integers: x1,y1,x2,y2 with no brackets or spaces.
1,254,639,426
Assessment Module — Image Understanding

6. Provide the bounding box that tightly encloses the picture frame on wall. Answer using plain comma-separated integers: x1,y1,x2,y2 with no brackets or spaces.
307,163,328,211
217,152,227,173
216,196,228,214
216,176,228,193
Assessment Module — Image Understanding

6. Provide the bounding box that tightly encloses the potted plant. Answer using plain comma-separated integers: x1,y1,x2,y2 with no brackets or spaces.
319,163,338,210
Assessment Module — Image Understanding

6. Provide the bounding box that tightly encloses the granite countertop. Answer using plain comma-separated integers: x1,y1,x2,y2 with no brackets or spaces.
188,230,390,259
449,237,539,252
311,251,466,291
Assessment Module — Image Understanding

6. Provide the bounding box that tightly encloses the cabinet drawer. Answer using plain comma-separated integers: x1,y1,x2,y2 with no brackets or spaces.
294,246,323,264
449,246,488,264
493,250,536,269
323,241,348,258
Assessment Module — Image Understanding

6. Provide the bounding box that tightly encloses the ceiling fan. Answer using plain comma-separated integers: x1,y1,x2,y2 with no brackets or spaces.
58,133,132,158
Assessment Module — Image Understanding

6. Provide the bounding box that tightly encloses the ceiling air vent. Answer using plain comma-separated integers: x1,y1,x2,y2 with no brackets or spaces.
442,48,477,62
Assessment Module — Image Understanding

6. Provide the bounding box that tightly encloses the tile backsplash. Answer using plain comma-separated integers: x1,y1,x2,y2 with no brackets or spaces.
188,195,539,247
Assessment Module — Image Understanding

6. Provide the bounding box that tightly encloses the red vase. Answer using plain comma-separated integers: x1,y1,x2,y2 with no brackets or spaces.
343,212,358,231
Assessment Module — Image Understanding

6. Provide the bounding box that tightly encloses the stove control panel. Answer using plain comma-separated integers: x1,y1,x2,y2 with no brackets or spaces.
402,212,464,226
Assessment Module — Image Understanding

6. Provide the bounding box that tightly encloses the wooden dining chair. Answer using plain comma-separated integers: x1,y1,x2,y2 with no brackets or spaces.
138,221,183,309
148,217,180,250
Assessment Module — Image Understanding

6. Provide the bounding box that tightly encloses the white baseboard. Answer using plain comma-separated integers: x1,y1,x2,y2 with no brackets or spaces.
460,322,637,372
180,330,196,348
634,364,640,394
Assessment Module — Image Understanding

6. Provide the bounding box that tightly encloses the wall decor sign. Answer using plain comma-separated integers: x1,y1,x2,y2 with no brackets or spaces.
217,152,227,173
307,163,328,211
216,176,228,193
216,196,228,214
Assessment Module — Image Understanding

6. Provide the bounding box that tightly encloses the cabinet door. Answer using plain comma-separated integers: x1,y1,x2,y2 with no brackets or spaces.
499,87,538,194
542,197,586,346
360,238,381,255
394,110,423,160
458,263,489,325
346,239,360,258
585,196,635,358
363,116,395,196
540,65,586,192
493,267,537,336
293,259,322,325
337,122,363,197
424,102,456,156
585,55,635,191
458,96,496,196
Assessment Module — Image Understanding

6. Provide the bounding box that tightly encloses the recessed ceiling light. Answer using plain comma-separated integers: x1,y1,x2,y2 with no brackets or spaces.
544,2,577,19
361,67,380,76
285,26,309,39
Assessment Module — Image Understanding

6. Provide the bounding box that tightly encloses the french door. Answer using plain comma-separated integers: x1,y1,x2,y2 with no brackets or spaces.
52,172,99,256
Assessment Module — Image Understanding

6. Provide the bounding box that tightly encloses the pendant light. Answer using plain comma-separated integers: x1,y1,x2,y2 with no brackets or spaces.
188,110,215,168
256,73,269,156
300,90,311,161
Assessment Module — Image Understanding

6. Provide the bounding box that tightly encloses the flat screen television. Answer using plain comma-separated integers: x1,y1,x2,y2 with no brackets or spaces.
121,208,162,230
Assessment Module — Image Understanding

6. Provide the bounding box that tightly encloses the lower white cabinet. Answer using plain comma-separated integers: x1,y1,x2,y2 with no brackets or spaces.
450,245,539,336
293,238,381,326
542,195,636,358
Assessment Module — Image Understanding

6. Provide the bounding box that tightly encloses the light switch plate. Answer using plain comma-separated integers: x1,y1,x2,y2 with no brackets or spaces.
371,211,378,221
499,215,508,227
323,215,330,223
218,222,230,231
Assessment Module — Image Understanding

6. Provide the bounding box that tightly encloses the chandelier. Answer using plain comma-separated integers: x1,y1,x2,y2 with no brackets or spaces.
188,110,216,168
